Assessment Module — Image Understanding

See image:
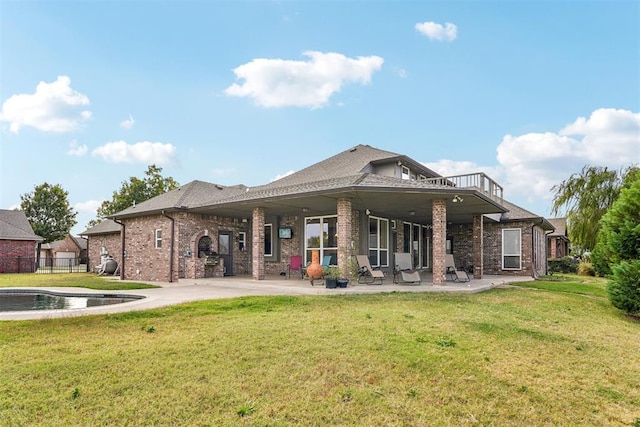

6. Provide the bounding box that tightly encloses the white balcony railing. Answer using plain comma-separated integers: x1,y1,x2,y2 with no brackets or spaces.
424,173,503,203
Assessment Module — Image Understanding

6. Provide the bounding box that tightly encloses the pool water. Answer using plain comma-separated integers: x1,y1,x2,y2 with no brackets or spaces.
0,291,143,311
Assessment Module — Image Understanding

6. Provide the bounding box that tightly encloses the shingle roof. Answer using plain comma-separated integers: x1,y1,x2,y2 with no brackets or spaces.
110,180,248,217
0,209,43,241
266,144,440,188
80,219,121,236
498,199,554,230
547,218,567,237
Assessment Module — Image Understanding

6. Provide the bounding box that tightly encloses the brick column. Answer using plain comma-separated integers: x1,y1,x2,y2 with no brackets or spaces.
252,207,265,280
473,214,484,279
337,198,352,278
432,199,447,285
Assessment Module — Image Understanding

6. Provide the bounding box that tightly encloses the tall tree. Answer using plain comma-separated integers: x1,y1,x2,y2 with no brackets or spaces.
90,165,179,225
551,165,639,252
20,183,77,243
593,174,640,314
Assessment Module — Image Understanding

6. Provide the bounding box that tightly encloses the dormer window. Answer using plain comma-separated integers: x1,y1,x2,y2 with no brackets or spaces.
401,165,411,180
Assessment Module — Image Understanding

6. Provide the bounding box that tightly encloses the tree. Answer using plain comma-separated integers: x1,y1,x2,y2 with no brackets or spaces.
551,165,639,252
90,165,179,226
20,183,77,243
593,174,640,315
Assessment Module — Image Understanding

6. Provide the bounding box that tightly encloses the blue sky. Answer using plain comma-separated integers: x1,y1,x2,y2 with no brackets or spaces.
1,0,639,236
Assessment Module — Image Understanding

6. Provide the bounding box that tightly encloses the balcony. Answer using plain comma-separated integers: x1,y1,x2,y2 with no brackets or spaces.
424,173,503,204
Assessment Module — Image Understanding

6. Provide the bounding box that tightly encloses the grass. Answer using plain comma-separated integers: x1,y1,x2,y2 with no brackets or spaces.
0,273,158,290
510,273,609,297
1,277,639,425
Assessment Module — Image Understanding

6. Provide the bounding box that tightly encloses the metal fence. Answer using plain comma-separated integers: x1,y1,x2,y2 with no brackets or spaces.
0,257,89,274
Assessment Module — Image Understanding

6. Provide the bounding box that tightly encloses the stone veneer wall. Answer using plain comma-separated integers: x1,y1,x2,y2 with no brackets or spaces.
176,212,251,280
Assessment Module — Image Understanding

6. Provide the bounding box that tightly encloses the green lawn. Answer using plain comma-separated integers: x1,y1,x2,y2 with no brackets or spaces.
1,276,639,426
0,273,158,290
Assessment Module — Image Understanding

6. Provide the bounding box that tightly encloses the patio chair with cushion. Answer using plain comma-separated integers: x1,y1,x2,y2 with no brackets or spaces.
393,252,421,285
445,254,470,283
355,255,385,285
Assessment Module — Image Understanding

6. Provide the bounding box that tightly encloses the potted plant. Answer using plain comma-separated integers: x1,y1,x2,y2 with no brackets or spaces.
324,266,340,289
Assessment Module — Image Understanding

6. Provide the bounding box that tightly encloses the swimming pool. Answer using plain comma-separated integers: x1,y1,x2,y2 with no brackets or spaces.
0,290,144,312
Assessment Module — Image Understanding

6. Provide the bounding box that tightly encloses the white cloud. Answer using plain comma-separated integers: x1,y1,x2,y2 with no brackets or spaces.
496,108,640,202
92,141,177,164
225,51,384,108
422,160,503,182
120,114,135,129
271,170,295,182
415,21,458,42
0,75,91,133
67,140,88,157
74,199,103,214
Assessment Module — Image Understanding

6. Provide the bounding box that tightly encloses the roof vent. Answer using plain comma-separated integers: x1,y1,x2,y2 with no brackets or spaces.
350,147,357,152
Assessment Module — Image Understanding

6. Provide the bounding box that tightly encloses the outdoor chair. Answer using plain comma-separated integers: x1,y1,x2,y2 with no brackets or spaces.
393,252,421,285
287,255,305,279
445,254,470,282
355,255,385,285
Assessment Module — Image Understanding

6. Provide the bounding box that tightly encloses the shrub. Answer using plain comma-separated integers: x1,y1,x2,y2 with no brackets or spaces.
548,256,579,274
606,260,640,316
577,262,595,276
595,175,640,315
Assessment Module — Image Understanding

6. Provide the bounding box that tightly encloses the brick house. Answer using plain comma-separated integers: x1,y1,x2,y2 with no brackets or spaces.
0,209,43,273
547,217,570,258
83,145,553,284
39,235,88,266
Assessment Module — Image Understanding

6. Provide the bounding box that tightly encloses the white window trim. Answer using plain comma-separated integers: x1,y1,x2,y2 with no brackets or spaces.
401,165,411,180
154,229,162,249
502,228,522,270
369,216,389,267
238,231,247,252
264,224,273,256
304,215,338,265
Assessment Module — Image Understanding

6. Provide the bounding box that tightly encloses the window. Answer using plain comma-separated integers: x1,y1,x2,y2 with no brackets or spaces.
304,215,337,265
238,232,246,252
368,216,389,267
401,165,411,180
154,229,162,248
502,229,521,269
264,224,273,256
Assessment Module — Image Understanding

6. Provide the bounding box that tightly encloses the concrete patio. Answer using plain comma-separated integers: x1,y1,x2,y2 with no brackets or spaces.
0,273,534,321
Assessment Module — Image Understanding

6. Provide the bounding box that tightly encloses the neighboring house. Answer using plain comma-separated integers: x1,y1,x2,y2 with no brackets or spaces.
38,235,88,266
0,209,43,273
547,217,570,258
82,144,553,284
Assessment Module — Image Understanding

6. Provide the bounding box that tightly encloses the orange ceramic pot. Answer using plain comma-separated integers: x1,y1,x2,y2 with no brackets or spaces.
306,250,323,279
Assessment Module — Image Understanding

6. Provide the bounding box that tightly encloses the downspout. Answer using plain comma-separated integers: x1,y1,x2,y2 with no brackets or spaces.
161,210,175,283
113,217,125,280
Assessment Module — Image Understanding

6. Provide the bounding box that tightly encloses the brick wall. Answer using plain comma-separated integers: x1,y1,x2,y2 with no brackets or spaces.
0,240,38,273
483,220,536,276
87,232,121,270
54,235,82,257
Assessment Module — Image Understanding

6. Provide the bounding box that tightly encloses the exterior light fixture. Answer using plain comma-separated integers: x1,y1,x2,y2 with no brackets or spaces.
365,209,371,215
452,195,464,203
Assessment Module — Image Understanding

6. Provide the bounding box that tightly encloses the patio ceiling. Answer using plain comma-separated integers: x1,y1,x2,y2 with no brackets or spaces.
190,187,506,226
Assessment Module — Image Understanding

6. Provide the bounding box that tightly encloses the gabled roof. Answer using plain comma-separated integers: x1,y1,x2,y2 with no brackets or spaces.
0,209,43,241
81,219,121,236
547,218,568,238
495,199,554,230
109,180,248,218
266,144,441,188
